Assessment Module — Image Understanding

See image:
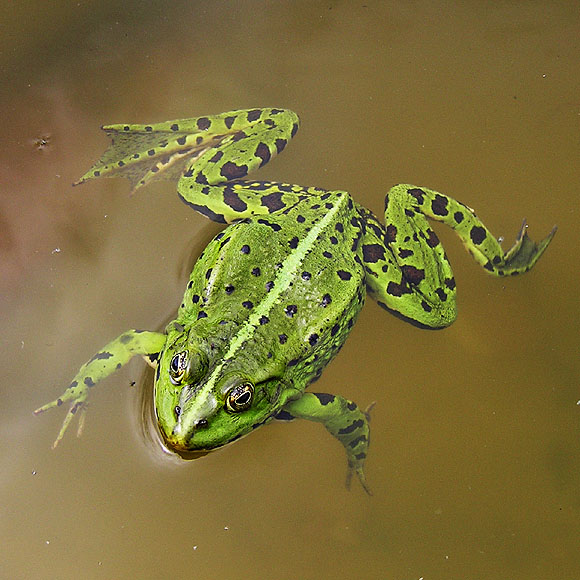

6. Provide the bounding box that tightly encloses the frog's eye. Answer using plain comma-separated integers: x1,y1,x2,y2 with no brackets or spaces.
169,351,188,385
225,382,254,413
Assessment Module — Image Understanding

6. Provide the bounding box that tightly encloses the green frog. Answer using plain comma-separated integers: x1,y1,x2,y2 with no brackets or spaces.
35,108,555,493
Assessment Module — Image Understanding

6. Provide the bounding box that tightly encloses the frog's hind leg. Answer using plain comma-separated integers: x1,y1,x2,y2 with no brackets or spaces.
360,184,556,329
359,202,458,329
277,393,374,494
389,185,556,274
175,108,310,224
74,108,301,204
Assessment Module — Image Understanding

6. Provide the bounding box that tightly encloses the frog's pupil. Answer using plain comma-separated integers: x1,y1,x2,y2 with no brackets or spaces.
236,391,251,405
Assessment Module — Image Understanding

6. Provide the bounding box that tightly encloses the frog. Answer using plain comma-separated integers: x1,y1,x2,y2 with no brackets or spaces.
34,108,556,493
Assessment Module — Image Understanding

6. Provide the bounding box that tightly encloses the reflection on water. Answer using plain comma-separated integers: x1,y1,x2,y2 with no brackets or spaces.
136,362,181,465
2,2,579,579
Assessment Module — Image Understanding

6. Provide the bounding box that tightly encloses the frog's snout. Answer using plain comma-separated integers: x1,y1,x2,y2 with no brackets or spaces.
156,417,211,459
170,417,208,447
163,387,217,450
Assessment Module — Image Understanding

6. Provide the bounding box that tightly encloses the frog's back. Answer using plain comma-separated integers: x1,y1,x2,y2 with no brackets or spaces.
177,189,366,383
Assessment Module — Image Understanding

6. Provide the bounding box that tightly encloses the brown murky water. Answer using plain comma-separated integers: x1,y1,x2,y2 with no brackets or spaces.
1,2,579,578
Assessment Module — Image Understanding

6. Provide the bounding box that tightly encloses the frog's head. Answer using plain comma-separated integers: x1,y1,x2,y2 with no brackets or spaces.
154,342,284,456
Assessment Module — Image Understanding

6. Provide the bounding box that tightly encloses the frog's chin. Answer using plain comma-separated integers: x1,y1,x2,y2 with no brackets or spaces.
159,435,214,460
169,447,211,461
159,430,224,460
160,427,248,460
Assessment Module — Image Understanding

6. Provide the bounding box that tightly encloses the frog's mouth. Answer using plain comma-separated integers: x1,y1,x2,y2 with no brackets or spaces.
159,417,252,459
160,430,247,460
167,446,211,461
158,428,215,460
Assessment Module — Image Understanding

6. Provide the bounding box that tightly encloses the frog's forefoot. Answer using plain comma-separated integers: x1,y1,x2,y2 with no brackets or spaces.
36,330,166,448
345,401,376,496
346,462,373,496
34,398,88,449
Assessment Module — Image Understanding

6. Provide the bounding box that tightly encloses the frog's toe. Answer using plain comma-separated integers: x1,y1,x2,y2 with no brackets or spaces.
35,396,88,448
50,400,87,449
34,396,64,415
364,401,376,420
346,462,373,496
502,220,557,272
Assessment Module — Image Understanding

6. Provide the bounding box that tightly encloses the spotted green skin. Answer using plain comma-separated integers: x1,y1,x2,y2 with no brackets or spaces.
35,108,555,493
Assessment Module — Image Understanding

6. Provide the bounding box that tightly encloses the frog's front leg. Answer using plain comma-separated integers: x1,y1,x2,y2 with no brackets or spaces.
360,184,556,328
35,330,166,448
276,393,374,495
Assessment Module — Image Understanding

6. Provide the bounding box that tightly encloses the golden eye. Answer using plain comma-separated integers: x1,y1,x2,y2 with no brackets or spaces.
225,382,254,413
169,351,188,385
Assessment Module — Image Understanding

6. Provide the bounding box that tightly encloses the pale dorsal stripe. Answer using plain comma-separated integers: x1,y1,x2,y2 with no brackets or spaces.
177,191,347,432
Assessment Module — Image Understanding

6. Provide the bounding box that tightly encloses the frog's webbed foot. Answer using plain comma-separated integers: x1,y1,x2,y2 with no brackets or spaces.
499,220,557,274
362,185,556,328
281,394,374,495
73,109,300,197
73,121,215,193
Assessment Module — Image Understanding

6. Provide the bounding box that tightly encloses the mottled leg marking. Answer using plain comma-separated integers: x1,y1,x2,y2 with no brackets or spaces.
73,108,304,225
359,204,458,328
387,185,556,276
360,184,556,328
280,393,374,495
35,330,166,448
175,109,306,224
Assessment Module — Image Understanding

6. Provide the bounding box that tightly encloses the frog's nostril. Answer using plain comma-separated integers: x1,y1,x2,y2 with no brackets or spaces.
195,419,209,429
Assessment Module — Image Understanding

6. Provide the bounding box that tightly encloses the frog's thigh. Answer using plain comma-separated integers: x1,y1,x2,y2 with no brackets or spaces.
360,210,457,329
176,111,300,223
178,178,310,224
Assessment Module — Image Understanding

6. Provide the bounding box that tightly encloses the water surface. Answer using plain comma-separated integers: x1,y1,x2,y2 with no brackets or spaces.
1,2,578,578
